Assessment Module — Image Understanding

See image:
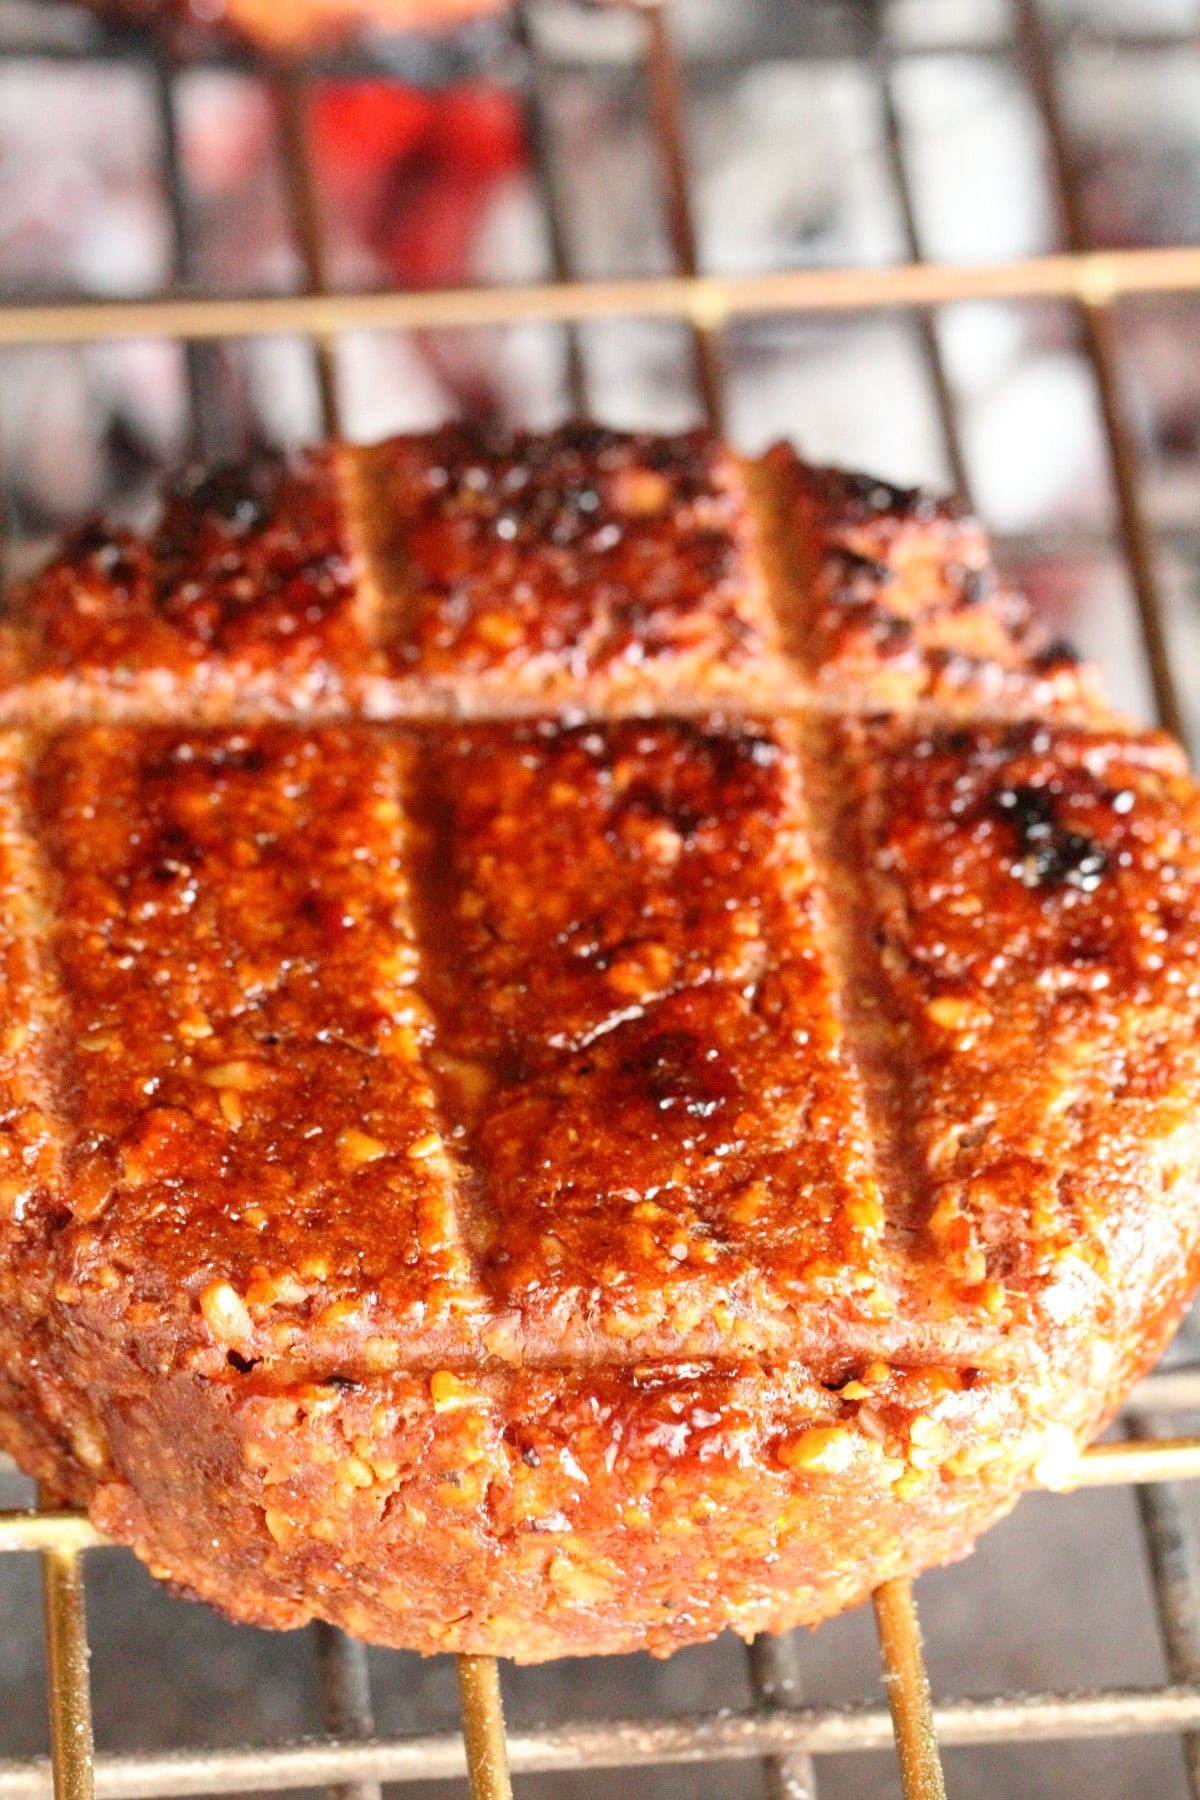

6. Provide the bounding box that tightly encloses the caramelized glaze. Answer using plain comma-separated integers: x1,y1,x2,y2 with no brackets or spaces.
0,425,1196,1662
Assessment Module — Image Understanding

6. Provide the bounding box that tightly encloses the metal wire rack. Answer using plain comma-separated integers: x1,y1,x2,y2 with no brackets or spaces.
1,1,1200,1797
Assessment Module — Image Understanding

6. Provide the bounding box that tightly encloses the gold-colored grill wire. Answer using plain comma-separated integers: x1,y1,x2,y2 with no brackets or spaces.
0,245,1197,345
33,1489,95,1800
873,1581,946,1800
456,1657,515,1800
1011,0,1186,743
272,64,343,440
0,2,1198,1798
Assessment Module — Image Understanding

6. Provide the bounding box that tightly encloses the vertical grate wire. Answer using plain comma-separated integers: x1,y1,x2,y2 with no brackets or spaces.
747,1631,819,1800
514,0,589,412
456,1656,514,1800
148,48,229,462
640,1,725,431
1013,9,1200,1795
865,5,973,503
1126,1413,1200,1800
272,62,342,438
35,1487,95,1800
311,1624,383,1800
1012,0,1185,742
874,1580,947,1800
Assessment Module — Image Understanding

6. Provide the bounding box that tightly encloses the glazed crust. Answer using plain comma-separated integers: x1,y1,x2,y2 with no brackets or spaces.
1,428,1098,726
0,424,1198,1661
7,453,373,726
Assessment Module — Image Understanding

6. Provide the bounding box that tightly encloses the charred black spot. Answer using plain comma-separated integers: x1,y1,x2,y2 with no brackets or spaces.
704,724,780,781
177,461,279,533
1032,635,1083,671
871,613,914,648
636,429,714,500
997,783,1054,840
213,742,269,775
66,523,144,596
147,825,204,882
226,1350,262,1374
631,1028,728,1118
833,546,895,587
996,784,1108,892
71,517,121,557
840,470,924,515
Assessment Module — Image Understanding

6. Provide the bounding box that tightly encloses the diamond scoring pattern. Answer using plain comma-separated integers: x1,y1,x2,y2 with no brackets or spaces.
0,425,1196,1400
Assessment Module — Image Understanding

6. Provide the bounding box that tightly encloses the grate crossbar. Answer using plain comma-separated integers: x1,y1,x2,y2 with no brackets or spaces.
0,243,1197,345
10,1680,1200,1796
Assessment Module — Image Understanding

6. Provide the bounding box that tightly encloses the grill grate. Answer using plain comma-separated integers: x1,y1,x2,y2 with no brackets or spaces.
1,2,1200,1797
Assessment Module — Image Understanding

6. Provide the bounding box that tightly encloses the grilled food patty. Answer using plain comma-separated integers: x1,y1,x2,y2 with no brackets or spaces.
0,425,1197,1661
